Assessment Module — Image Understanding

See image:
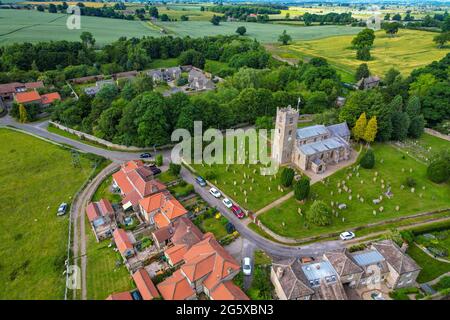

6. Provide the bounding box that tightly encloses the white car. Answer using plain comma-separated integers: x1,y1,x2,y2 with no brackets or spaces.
209,187,221,198
243,257,252,276
222,198,233,208
57,203,68,216
340,231,355,241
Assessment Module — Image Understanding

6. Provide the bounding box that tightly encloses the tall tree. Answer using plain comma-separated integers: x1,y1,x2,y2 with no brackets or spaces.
80,31,95,48
18,104,28,123
278,30,292,45
352,112,367,141
355,63,370,81
363,116,378,144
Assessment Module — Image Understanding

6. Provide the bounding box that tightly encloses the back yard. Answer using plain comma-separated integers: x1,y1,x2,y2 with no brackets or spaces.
0,128,94,299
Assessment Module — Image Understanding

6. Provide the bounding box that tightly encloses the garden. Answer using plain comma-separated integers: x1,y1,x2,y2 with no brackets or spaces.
258,143,450,240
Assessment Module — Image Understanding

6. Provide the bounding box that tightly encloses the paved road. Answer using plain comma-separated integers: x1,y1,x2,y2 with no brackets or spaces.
1,115,345,258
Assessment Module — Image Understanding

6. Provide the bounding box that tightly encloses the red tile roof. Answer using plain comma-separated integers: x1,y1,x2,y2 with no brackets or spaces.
106,291,133,300
14,91,41,104
0,81,43,95
132,269,160,300
210,281,249,300
139,192,187,226
157,269,195,300
165,244,189,265
113,228,133,255
25,81,44,89
86,199,113,222
41,92,61,104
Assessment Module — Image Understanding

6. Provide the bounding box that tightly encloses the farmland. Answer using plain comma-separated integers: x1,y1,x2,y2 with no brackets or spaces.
0,128,93,299
277,29,450,77
0,10,161,46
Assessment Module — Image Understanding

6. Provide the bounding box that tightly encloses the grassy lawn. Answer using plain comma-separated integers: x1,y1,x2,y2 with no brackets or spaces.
406,244,450,283
0,128,93,299
148,58,179,69
85,217,134,300
204,60,230,75
91,175,122,204
259,143,450,239
195,213,229,240
285,29,450,76
157,170,179,184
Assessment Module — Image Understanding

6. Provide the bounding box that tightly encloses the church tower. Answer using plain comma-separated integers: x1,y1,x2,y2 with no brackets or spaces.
272,106,299,165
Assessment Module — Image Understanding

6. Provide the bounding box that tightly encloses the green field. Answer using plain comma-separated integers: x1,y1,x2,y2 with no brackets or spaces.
158,21,362,43
259,142,450,240
85,217,134,300
0,10,160,46
283,29,450,76
91,175,122,204
0,128,93,299
407,244,450,283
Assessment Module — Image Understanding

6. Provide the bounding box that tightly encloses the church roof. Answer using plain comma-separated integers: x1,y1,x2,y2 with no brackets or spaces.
296,125,328,140
298,137,347,156
327,123,350,138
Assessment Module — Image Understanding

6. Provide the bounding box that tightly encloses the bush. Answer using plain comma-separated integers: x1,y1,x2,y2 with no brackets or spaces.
389,287,420,300
306,200,332,226
360,149,375,169
434,276,450,291
155,154,163,166
348,243,367,252
169,162,181,176
204,170,216,180
405,177,417,188
427,159,449,183
280,167,295,187
294,176,310,201
400,230,415,244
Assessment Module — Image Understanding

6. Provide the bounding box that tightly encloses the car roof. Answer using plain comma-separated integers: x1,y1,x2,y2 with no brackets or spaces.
243,257,250,263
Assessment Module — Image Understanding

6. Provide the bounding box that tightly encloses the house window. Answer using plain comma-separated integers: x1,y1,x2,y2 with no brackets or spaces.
288,130,292,135
289,117,293,124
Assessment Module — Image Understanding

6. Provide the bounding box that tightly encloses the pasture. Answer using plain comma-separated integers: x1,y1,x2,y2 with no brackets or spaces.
157,21,362,43
283,29,450,77
258,142,450,240
0,128,93,299
0,10,161,46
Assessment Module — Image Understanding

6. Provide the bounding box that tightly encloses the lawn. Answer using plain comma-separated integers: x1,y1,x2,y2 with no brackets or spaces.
0,128,93,299
85,217,134,300
406,244,450,283
157,21,362,43
196,214,229,240
394,132,450,165
284,29,450,77
190,132,293,212
259,143,450,239
91,175,122,204
148,58,180,69
0,10,161,46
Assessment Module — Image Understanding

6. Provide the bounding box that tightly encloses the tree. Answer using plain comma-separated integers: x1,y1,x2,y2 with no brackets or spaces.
18,104,28,123
294,176,310,201
406,96,425,138
178,49,205,69
160,14,169,21
433,32,450,48
255,116,274,130
210,15,221,25
389,95,410,141
306,200,332,226
355,63,370,81
352,112,367,141
37,5,44,12
356,46,371,61
236,26,246,36
427,159,449,183
352,28,375,49
180,15,189,21
280,167,295,187
360,149,375,169
48,3,57,13
392,13,402,21
149,6,159,18
80,31,95,48
409,73,437,98
383,22,400,36
363,116,377,144
169,162,182,176
278,30,292,45
155,154,163,166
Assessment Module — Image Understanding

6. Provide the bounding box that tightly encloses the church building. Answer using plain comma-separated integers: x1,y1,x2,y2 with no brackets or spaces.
272,106,352,174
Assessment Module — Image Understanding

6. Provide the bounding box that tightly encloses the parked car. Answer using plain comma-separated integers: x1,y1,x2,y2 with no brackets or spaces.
57,203,68,216
243,257,252,276
222,198,233,208
340,231,355,241
139,152,152,158
209,187,221,198
231,205,244,219
149,166,161,175
195,176,207,187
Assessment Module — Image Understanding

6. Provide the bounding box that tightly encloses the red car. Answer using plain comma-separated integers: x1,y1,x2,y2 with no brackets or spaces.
231,205,244,219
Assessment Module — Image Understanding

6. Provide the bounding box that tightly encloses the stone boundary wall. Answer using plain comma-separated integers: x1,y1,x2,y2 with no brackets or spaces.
425,128,450,142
